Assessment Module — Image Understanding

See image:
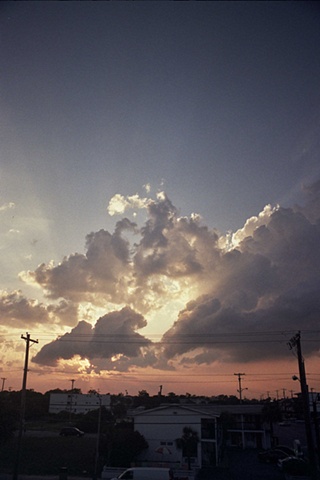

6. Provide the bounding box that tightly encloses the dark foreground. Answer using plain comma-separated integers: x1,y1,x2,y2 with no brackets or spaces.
0,449,285,480
197,448,284,480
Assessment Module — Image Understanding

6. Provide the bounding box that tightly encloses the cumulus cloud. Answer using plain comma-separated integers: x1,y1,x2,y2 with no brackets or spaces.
228,204,277,248
0,290,77,328
47,300,79,327
162,183,320,364
22,193,219,314
107,193,149,216
32,306,152,368
24,224,137,304
18,180,320,370
133,192,219,279
0,290,49,327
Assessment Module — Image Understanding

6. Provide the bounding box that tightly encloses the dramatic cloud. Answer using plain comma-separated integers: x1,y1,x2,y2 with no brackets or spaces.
32,306,152,368
25,223,137,304
21,181,320,371
162,185,320,363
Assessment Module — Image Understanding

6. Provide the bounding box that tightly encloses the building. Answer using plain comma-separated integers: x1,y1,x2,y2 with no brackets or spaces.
206,404,271,450
132,404,220,469
49,392,111,414
130,403,271,469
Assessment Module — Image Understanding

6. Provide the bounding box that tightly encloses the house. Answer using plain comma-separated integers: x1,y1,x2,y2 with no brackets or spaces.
131,403,271,469
131,404,220,469
49,392,111,414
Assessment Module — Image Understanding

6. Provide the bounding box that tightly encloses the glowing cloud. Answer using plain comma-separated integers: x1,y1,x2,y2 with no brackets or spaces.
14,181,320,372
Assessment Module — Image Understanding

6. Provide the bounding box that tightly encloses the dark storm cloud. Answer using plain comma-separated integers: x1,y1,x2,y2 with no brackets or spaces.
162,281,320,364
162,185,320,363
32,320,93,366
32,306,151,367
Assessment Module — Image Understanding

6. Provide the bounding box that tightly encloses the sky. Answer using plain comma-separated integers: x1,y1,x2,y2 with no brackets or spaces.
1,1,320,399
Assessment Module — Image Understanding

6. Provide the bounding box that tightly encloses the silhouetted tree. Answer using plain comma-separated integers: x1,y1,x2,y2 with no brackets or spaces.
101,424,148,467
176,426,199,469
77,406,114,433
0,392,16,445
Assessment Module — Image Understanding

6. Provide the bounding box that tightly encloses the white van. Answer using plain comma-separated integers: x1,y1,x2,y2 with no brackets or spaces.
111,467,174,480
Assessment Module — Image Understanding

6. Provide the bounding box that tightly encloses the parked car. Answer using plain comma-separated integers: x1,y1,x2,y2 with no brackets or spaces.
278,456,310,476
258,446,295,464
59,427,84,437
273,445,296,457
104,468,175,480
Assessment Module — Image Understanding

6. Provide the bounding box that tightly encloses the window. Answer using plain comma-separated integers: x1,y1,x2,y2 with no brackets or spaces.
201,419,216,439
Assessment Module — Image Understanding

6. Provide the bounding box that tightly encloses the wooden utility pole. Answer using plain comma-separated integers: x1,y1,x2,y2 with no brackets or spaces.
1,377,7,391
288,331,318,479
13,333,38,480
234,372,246,403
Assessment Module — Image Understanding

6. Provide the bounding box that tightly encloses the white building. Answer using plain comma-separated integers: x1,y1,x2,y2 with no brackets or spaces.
49,392,111,414
131,403,271,469
132,404,220,469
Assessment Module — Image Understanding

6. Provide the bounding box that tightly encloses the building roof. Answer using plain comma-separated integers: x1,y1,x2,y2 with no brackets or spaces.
131,403,218,418
130,403,264,418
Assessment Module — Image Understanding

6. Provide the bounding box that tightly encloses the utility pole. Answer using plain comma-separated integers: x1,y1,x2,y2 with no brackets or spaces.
69,379,75,421
93,393,102,480
234,373,247,404
13,333,38,480
288,331,318,479
1,377,7,391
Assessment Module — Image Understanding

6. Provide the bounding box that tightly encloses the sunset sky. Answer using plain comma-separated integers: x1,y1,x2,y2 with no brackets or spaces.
1,1,320,399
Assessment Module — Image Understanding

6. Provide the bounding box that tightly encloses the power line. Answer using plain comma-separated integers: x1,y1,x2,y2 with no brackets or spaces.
2,329,320,345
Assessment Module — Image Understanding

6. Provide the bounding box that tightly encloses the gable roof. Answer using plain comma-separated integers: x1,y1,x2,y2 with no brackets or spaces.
130,403,264,419
130,403,220,418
